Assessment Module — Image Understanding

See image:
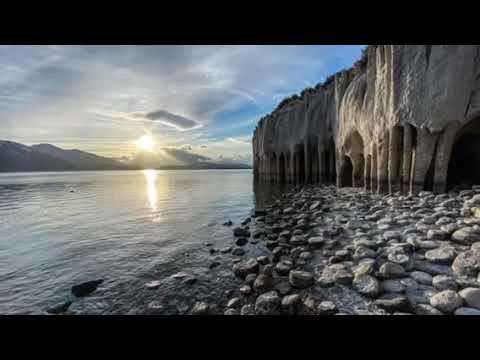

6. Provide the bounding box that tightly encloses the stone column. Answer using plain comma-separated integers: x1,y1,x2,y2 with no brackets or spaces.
433,125,458,193
371,144,377,192
402,124,413,194
329,149,336,182
365,153,372,191
389,126,404,193
318,146,325,183
377,133,389,194
410,129,439,195
304,142,311,184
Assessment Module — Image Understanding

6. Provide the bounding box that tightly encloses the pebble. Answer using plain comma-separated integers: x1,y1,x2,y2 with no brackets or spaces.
255,291,281,315
353,275,381,298
430,290,463,313
458,288,480,309
289,271,314,289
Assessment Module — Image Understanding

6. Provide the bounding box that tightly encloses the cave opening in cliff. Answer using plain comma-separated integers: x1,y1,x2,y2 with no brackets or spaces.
447,118,480,189
346,131,365,187
340,155,353,187
279,153,286,182
323,138,336,183
295,145,306,182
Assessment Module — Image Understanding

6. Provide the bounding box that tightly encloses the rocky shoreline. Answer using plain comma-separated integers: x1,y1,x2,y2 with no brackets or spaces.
190,184,480,315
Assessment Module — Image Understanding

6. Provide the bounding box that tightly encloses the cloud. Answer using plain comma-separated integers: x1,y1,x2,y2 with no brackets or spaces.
137,109,201,131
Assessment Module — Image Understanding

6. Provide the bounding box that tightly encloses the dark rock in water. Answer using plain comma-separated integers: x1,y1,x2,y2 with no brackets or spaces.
233,227,251,237
46,301,72,314
223,220,233,227
232,247,245,256
254,209,267,218
236,238,248,246
209,261,221,269
71,279,103,297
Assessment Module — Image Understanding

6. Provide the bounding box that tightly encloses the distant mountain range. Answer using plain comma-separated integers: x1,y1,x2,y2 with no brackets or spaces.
0,141,252,172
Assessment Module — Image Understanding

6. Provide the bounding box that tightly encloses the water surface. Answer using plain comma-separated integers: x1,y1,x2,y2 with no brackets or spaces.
0,170,282,314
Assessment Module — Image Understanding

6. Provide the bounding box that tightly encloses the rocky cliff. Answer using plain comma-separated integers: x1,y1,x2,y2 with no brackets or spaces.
253,45,480,194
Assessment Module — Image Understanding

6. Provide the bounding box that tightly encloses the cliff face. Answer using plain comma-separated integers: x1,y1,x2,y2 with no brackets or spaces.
252,45,480,194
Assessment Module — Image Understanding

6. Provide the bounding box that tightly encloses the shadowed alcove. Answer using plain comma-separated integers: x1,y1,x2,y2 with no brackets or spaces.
447,118,480,189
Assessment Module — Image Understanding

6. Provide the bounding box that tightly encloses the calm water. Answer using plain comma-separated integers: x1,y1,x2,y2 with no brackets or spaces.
0,170,286,314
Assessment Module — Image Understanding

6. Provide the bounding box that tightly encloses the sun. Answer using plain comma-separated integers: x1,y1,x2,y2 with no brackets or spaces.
136,134,155,151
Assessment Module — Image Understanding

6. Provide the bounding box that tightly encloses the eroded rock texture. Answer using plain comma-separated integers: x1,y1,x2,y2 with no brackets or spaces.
253,45,480,194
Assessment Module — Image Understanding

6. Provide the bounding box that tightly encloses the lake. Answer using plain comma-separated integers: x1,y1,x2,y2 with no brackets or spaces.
0,170,287,314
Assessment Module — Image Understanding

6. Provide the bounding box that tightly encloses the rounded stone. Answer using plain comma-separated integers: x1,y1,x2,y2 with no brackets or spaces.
452,250,480,276
432,275,459,291
317,301,337,315
255,291,281,315
458,288,480,310
414,304,443,315
387,253,410,266
245,273,257,286
410,271,433,286
233,259,259,278
257,256,270,265
289,270,314,289
353,275,381,298
383,279,407,293
378,262,406,279
232,247,245,256
425,247,457,265
275,260,293,276
281,294,301,315
430,290,463,313
253,274,274,292
191,302,209,315
454,307,480,315
452,227,480,244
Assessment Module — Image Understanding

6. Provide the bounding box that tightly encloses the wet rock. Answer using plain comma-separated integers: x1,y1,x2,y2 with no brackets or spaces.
382,279,406,294
452,250,480,276
257,256,270,265
239,285,252,296
245,273,257,287
235,238,248,246
415,261,454,276
223,220,233,227
414,304,443,315
454,307,480,315
321,264,353,286
378,263,406,279
253,275,274,292
262,264,274,277
427,229,449,241
353,260,376,277
233,259,259,278
275,282,291,296
145,280,162,289
46,301,72,315
383,231,402,241
255,291,281,315
425,246,457,265
71,279,103,297
191,302,209,315
233,227,250,238
387,253,411,267
317,301,337,315
353,275,381,298
374,295,410,313
458,288,480,309
224,309,239,315
432,275,458,291
227,297,241,309
275,261,293,276
430,290,463,313
452,227,480,244
209,261,221,269
354,247,376,260
281,294,302,315
410,271,433,286
184,276,197,285
289,271,314,289
220,246,232,254
240,304,255,315
232,247,245,256
407,284,438,304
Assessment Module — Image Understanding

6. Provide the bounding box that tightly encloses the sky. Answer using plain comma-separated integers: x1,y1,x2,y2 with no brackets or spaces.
0,45,365,165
